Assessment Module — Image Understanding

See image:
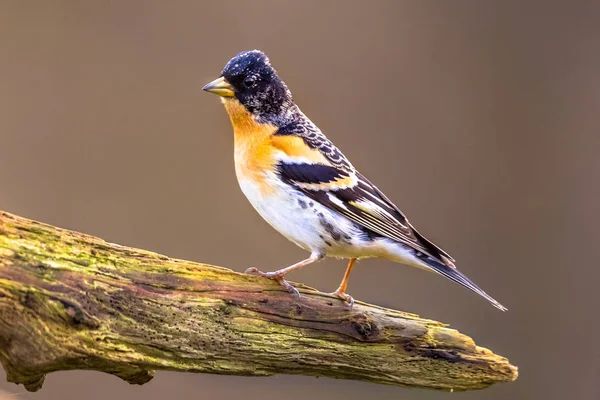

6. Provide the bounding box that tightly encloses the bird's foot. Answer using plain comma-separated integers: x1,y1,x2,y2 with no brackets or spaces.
245,267,300,299
330,288,354,310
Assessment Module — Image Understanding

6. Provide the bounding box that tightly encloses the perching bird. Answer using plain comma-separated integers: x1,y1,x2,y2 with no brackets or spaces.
203,50,506,311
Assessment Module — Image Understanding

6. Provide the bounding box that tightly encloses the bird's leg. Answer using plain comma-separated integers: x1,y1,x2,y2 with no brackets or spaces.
330,258,357,308
245,252,324,298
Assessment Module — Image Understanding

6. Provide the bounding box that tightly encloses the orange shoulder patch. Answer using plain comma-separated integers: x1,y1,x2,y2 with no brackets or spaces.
271,135,331,165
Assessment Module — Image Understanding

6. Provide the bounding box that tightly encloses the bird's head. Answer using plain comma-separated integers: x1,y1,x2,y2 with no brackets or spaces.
203,50,294,125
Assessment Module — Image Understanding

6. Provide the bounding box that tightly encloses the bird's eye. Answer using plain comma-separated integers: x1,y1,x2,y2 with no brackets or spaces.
243,76,257,88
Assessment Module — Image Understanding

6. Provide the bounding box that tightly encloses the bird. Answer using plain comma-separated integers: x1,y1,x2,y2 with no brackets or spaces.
202,50,506,311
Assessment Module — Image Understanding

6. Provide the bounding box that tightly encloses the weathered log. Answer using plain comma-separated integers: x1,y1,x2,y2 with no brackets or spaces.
0,210,517,392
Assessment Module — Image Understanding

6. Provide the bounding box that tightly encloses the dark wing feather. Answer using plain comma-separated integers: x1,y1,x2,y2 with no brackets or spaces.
278,162,346,185
276,160,454,263
354,173,455,263
272,112,507,310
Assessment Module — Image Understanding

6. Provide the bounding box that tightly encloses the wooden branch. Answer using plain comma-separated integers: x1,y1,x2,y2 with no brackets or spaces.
0,210,517,392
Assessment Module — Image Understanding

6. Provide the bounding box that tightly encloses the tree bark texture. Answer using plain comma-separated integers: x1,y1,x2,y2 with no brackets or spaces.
0,211,517,392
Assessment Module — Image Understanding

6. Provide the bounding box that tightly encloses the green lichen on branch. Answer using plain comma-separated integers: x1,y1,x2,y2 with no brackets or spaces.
0,210,517,392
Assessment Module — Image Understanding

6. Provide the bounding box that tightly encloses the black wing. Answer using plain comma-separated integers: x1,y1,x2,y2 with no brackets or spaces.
276,160,454,264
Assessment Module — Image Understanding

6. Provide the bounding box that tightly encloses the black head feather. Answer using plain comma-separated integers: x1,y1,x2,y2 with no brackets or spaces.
220,50,294,123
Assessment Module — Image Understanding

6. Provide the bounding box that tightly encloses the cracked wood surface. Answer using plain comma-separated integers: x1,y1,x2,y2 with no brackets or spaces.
0,210,517,392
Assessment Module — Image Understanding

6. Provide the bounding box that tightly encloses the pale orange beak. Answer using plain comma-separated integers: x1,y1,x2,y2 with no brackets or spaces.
202,76,234,97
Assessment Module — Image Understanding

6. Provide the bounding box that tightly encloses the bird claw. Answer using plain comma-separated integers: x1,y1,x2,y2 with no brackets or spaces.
244,267,259,274
244,267,275,278
330,289,354,310
280,279,300,299
244,268,300,299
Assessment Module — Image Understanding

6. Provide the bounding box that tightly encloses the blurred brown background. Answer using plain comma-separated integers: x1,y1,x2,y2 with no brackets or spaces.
1,1,599,399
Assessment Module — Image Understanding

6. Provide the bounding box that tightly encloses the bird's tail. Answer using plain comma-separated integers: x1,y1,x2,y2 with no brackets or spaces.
425,258,507,311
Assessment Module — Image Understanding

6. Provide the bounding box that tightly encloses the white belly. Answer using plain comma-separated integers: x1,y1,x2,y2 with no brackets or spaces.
236,171,364,255
236,170,428,269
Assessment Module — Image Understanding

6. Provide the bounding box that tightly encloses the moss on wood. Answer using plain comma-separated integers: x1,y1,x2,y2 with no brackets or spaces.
0,211,517,392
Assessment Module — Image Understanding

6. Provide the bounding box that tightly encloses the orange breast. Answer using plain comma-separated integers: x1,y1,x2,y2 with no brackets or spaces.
223,99,279,195
222,99,335,196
